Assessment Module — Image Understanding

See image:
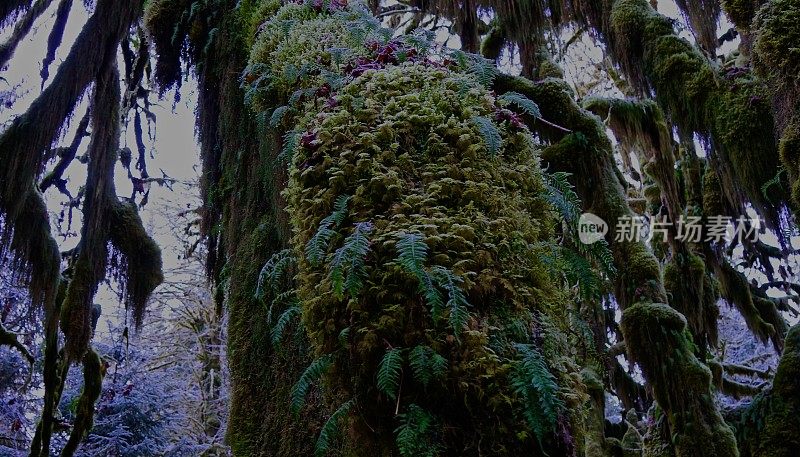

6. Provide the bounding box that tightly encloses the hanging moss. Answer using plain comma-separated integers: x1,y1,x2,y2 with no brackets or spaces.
721,0,764,30
480,21,505,61
620,302,739,456
673,0,720,56
609,0,785,225
108,201,164,328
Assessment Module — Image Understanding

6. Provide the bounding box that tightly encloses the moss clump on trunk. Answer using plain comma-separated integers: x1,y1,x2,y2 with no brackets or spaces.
621,302,739,456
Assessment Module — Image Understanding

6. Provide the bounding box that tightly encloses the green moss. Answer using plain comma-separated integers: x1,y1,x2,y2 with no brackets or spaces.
664,253,718,347
480,21,505,61
753,0,800,88
285,60,575,453
721,0,762,29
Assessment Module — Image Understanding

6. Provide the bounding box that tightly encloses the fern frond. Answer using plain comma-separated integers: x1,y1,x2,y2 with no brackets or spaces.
330,221,373,298
315,399,355,457
270,105,292,127
271,305,301,346
395,404,439,457
510,344,564,445
292,355,333,414
466,54,498,86
408,345,448,387
279,130,300,164
497,91,541,119
430,266,471,334
395,232,428,279
255,249,296,300
306,195,351,266
543,171,581,230
377,347,404,399
559,247,601,302
471,116,502,155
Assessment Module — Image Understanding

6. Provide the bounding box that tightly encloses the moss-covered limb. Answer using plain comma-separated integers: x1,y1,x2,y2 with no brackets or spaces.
732,325,800,456
60,349,104,457
710,251,785,351
60,58,121,361
493,74,665,309
582,97,720,347
608,0,785,227
0,322,34,363
752,0,800,128
39,0,72,84
673,0,721,56
0,0,143,316
0,0,53,68
621,303,740,456
143,0,193,91
30,305,66,457
39,112,90,193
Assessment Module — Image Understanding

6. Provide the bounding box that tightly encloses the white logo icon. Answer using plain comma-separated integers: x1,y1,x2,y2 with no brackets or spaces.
578,213,608,245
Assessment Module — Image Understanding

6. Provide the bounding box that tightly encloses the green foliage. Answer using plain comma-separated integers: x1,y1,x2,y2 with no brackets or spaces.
292,355,333,414
395,404,440,457
271,305,301,346
449,49,498,86
408,345,447,387
329,221,373,298
471,115,502,155
510,343,564,446
270,105,292,127
306,195,350,266
377,347,404,399
497,91,541,119
315,399,355,457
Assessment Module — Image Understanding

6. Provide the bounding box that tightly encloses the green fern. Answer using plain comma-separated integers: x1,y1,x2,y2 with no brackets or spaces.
543,171,616,277
255,249,296,300
497,91,541,119
394,232,444,315
395,232,428,278
510,343,564,446
279,130,300,164
430,266,471,335
270,105,292,127
292,355,333,414
471,116,502,155
306,195,351,266
330,221,373,298
408,345,447,387
377,347,404,399
271,305,301,346
315,399,355,457
395,404,440,457
467,53,498,86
